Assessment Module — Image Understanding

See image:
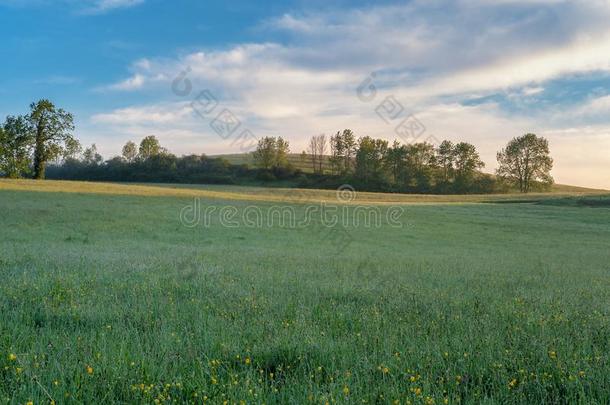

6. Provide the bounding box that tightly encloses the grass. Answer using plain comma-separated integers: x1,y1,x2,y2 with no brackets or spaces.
0,179,607,205
212,153,334,174
0,179,609,404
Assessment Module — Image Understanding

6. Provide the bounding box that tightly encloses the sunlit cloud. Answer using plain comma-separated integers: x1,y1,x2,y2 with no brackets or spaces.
92,0,610,188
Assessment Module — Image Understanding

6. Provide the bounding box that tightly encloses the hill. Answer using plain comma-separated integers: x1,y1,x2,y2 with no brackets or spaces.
212,153,607,194
0,179,607,205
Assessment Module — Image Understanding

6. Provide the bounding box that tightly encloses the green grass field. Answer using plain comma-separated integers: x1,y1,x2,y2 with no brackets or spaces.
0,180,609,404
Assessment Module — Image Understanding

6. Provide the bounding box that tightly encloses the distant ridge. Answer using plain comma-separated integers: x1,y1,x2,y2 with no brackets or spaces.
210,153,608,193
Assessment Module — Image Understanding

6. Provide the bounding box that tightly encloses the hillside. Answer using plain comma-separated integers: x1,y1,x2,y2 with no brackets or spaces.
0,179,607,205
211,153,607,194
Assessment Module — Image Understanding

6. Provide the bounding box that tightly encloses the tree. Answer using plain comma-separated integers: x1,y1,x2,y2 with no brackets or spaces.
355,136,388,184
453,142,484,192
496,133,553,193
253,137,277,170
28,99,76,179
139,136,162,160
384,140,408,186
329,132,344,174
62,137,82,162
329,129,356,175
308,136,319,173
82,144,103,166
308,134,327,174
436,140,455,184
341,130,357,174
253,136,291,170
275,137,290,169
315,134,327,174
404,142,436,192
122,141,138,162
0,115,33,178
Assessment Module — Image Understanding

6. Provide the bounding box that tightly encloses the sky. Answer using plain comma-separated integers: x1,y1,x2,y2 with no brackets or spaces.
1,0,609,189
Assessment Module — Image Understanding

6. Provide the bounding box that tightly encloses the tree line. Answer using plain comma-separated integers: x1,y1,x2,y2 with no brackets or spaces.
1,99,554,194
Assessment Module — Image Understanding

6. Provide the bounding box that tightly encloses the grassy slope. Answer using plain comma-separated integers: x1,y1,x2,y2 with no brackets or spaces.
0,180,609,403
212,152,606,193
0,179,607,205
213,153,333,174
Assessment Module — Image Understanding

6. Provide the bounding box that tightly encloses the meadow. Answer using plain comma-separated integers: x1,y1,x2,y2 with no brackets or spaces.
0,179,609,404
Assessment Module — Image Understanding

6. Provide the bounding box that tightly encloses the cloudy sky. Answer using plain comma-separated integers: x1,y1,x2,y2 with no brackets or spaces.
1,0,609,188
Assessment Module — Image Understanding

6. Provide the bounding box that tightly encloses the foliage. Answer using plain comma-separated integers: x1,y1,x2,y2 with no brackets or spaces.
122,141,138,162
0,116,33,178
138,135,164,160
28,99,77,179
355,136,389,186
253,136,291,171
0,99,551,196
497,134,553,193
82,144,103,166
330,129,357,175
47,132,500,194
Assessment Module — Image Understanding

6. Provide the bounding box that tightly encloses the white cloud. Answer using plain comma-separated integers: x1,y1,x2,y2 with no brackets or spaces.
0,0,146,13
91,102,194,125
92,0,610,188
105,74,146,91
82,0,144,14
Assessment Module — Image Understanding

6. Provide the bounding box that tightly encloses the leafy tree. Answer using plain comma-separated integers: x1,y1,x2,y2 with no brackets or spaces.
355,136,388,183
436,140,455,184
28,99,76,179
329,129,356,175
122,141,138,162
405,142,436,192
384,140,408,185
82,144,103,166
253,137,277,170
252,137,291,170
329,131,344,174
497,133,553,193
275,137,290,169
341,129,357,174
63,137,82,162
0,116,33,178
139,136,163,160
453,142,484,192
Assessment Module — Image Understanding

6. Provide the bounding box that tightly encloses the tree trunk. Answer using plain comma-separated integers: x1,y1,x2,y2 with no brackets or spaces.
33,136,45,179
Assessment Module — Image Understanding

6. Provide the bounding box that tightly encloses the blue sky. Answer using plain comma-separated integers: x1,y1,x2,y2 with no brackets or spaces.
1,0,609,188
